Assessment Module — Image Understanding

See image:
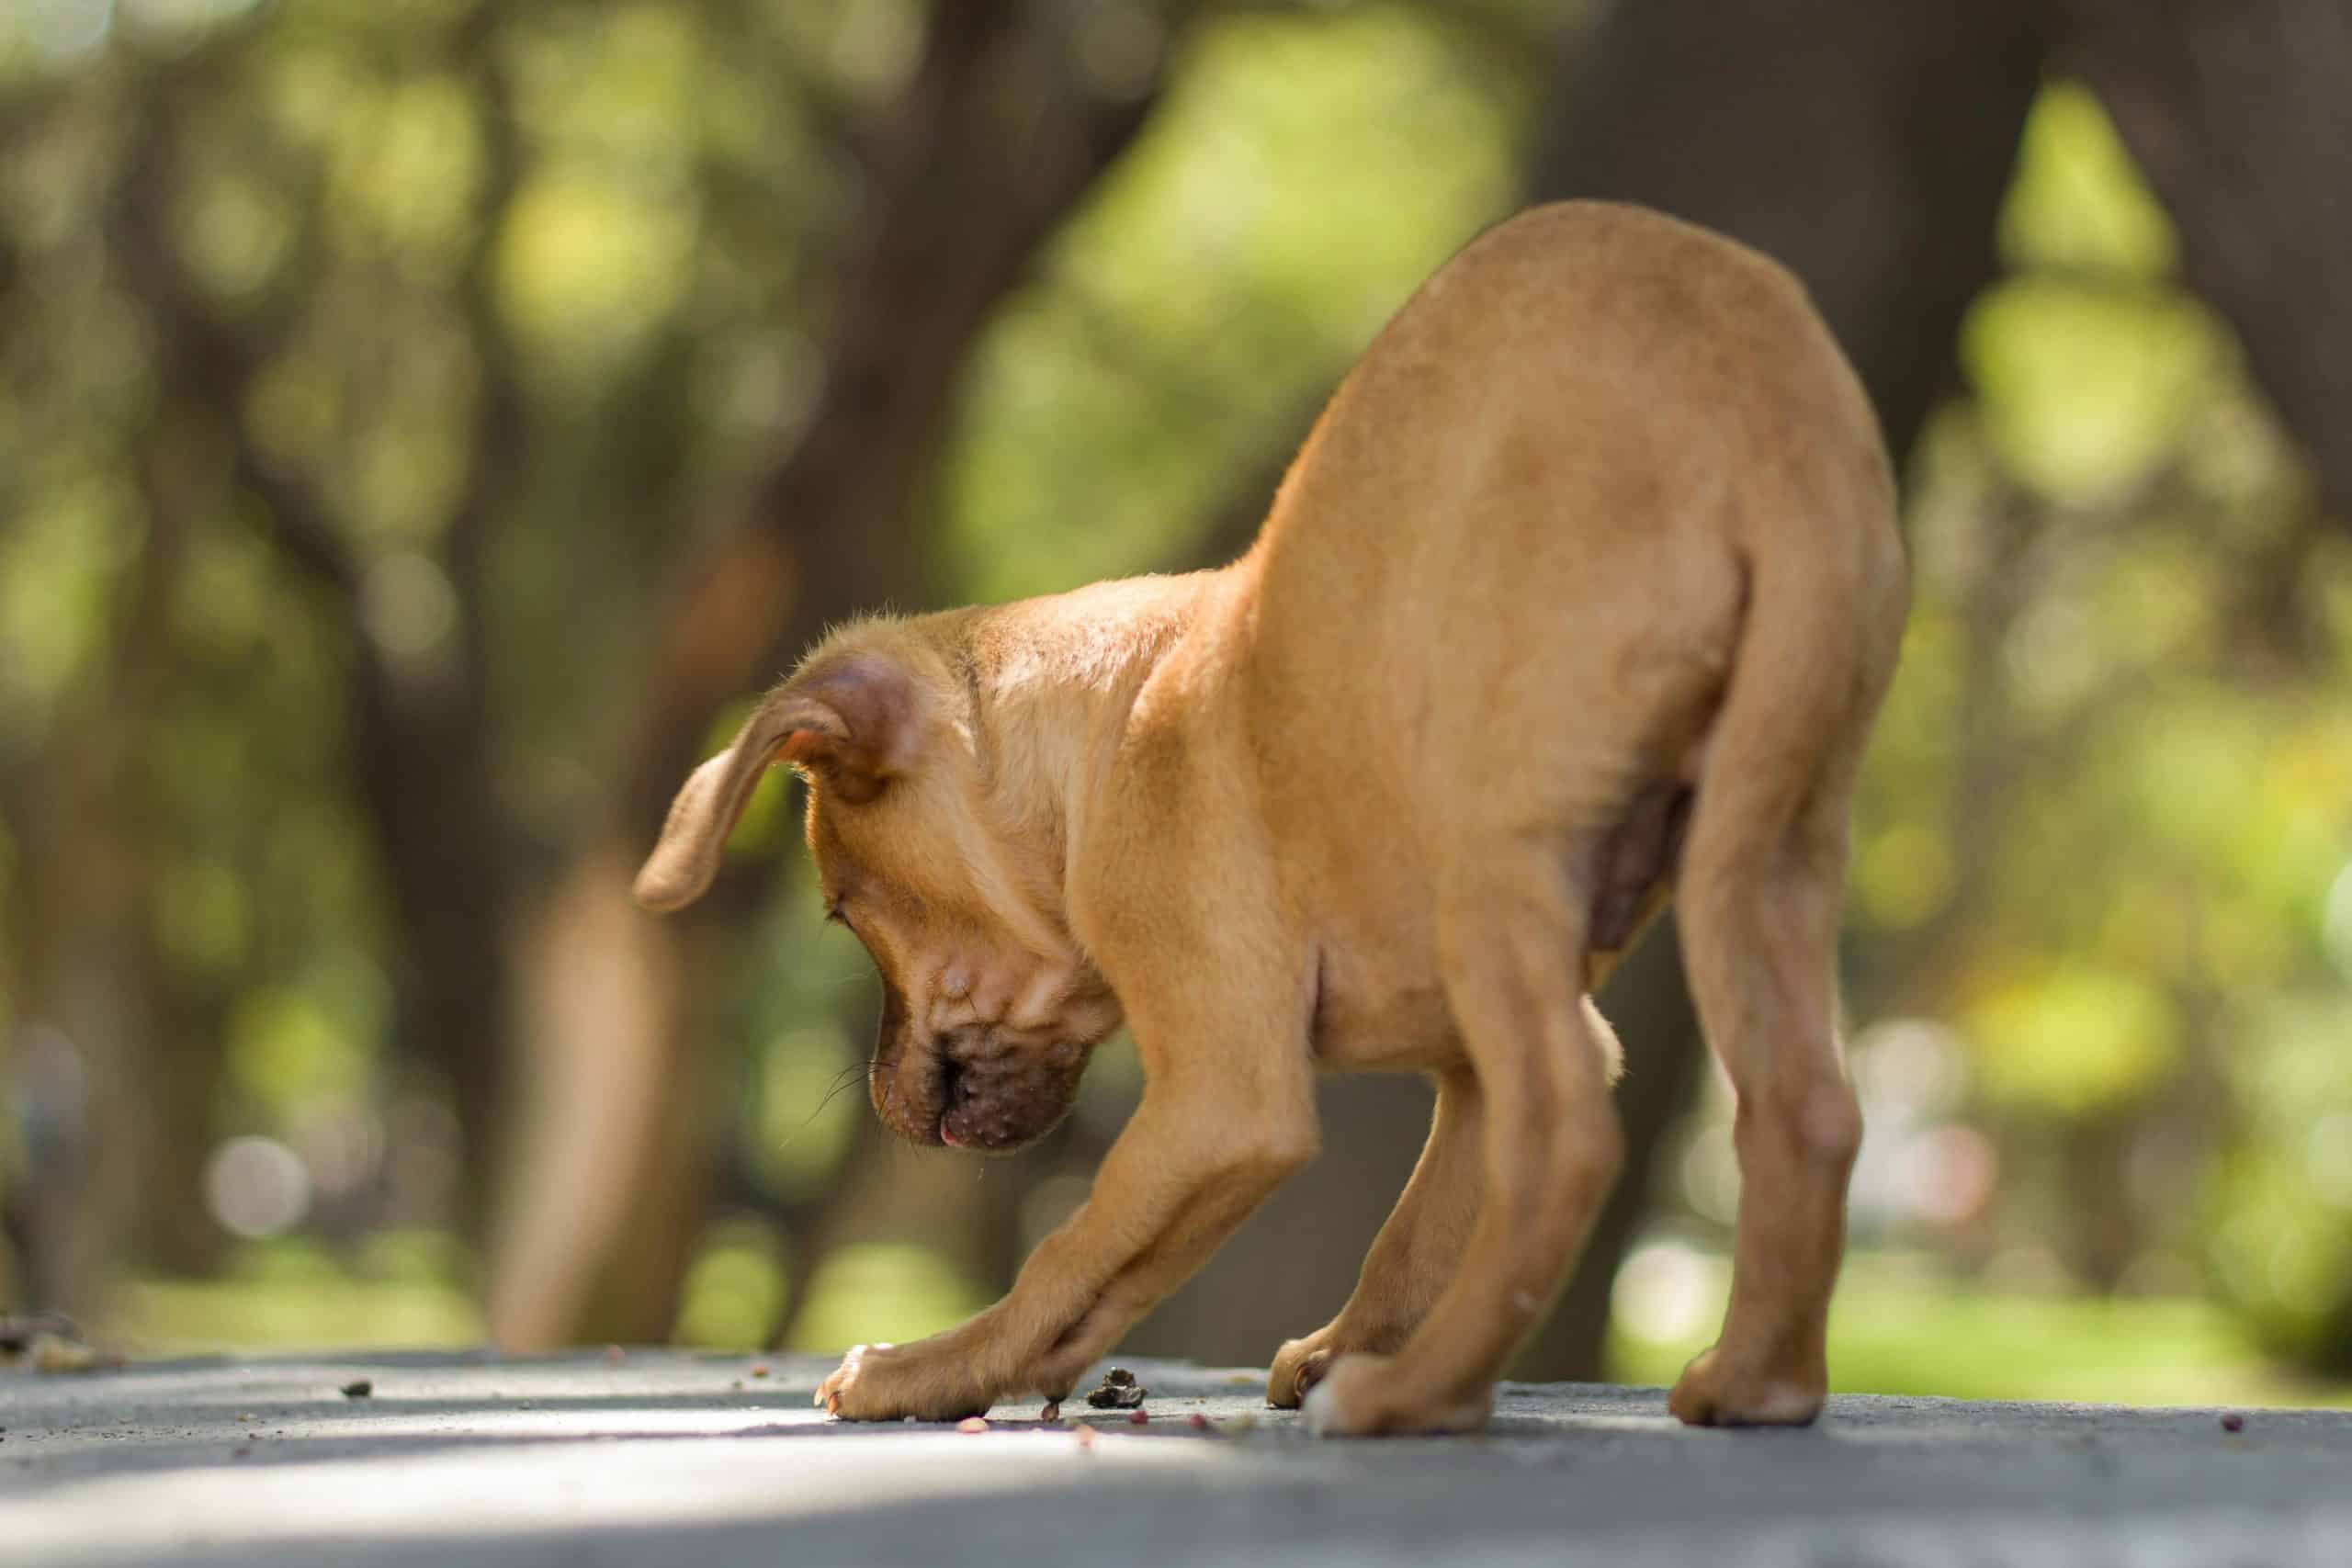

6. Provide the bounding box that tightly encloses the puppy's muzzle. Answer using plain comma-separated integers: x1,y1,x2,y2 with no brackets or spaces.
868,1004,1087,1154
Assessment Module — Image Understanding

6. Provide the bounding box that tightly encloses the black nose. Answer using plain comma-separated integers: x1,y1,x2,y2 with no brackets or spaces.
936,1050,967,1111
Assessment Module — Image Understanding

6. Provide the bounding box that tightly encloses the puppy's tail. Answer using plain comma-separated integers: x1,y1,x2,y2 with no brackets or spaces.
1678,470,1906,906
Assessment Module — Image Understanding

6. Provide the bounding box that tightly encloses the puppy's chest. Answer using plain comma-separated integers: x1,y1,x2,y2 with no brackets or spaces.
1309,944,1457,1071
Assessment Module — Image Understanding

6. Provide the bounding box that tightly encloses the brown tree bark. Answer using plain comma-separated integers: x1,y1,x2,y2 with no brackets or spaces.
2060,0,2352,1370
2064,0,2352,519
0,394,198,1315
1123,0,2054,1378
107,29,522,1258
488,0,1208,1348
1509,0,2052,1379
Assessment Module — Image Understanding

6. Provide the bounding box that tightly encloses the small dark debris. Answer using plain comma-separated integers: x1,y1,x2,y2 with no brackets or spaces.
2221,1413,2245,1433
1038,1400,1062,1422
1085,1366,1147,1410
0,1312,76,1356
341,1380,374,1399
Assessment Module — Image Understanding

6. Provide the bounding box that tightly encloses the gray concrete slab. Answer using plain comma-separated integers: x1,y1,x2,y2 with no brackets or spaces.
2,1351,2346,1567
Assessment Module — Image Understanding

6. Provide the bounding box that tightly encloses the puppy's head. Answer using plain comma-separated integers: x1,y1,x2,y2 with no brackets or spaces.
634,625,1121,1154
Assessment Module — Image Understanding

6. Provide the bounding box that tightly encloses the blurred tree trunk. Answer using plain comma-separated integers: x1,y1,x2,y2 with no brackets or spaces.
0,403,197,1314
1508,0,2051,1379
2056,0,2352,1325
123,423,232,1280
109,39,522,1258
487,0,1204,1348
1129,1072,1434,1365
1120,0,2053,1380
2064,0,2352,519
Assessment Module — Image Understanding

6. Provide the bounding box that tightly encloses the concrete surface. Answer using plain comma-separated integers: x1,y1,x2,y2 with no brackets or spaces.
3,1351,2347,1567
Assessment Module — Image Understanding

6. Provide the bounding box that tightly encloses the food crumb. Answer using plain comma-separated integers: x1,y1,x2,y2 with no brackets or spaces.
2221,1413,2245,1433
751,1362,771,1379
1084,1366,1148,1410
603,1345,626,1365
340,1380,373,1399
1128,1409,1148,1426
1187,1413,1210,1430
957,1416,989,1434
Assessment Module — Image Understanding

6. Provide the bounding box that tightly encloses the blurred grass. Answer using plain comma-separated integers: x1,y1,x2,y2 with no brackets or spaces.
107,1236,481,1354
113,1278,481,1353
106,1242,2352,1413
1610,1255,2352,1410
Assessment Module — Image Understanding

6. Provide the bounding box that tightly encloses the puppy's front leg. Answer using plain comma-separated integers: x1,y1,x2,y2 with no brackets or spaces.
820,1043,1318,1420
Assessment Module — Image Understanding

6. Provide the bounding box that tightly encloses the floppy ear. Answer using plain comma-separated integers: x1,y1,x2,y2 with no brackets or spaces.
632,656,919,913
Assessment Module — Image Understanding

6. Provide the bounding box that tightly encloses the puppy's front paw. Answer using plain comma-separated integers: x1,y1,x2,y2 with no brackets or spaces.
1299,1353,1493,1438
817,1341,994,1423
1667,1347,1825,1427
1266,1333,1335,1409
1270,1317,1419,1407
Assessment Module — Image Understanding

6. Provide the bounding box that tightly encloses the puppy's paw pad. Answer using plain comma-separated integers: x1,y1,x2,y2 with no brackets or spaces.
1301,1379,1340,1438
1304,1353,1493,1438
1668,1348,1824,1428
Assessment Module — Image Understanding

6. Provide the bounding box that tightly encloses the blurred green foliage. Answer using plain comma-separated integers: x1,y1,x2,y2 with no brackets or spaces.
1613,1256,2352,1409
942,3,1522,601
3,0,2348,1395
1831,77,2352,1371
119,1235,480,1350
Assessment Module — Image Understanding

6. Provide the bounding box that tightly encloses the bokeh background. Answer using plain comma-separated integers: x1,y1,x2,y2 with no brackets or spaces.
4,0,2350,1405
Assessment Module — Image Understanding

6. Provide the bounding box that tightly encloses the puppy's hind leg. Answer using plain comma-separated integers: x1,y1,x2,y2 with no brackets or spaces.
1666,787,1858,1427
1665,545,1901,1427
1304,829,1623,1436
1268,1066,1484,1408
1270,998,1624,1409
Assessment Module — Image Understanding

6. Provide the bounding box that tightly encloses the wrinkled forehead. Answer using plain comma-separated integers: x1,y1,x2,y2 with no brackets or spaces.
803,780,929,908
803,787,865,902
802,768,978,922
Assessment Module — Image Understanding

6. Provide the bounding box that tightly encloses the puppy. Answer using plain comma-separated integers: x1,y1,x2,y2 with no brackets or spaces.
637,201,1906,1435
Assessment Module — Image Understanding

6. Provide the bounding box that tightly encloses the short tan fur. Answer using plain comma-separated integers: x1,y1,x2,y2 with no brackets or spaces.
639,202,1907,1435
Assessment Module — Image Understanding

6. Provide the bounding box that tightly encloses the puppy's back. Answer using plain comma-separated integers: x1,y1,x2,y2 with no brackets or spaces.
1240,201,1901,832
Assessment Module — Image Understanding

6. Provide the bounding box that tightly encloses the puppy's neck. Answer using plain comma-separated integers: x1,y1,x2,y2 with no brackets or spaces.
952,570,1225,902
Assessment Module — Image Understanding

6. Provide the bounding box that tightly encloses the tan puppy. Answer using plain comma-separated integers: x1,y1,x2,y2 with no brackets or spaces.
637,201,1906,1435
